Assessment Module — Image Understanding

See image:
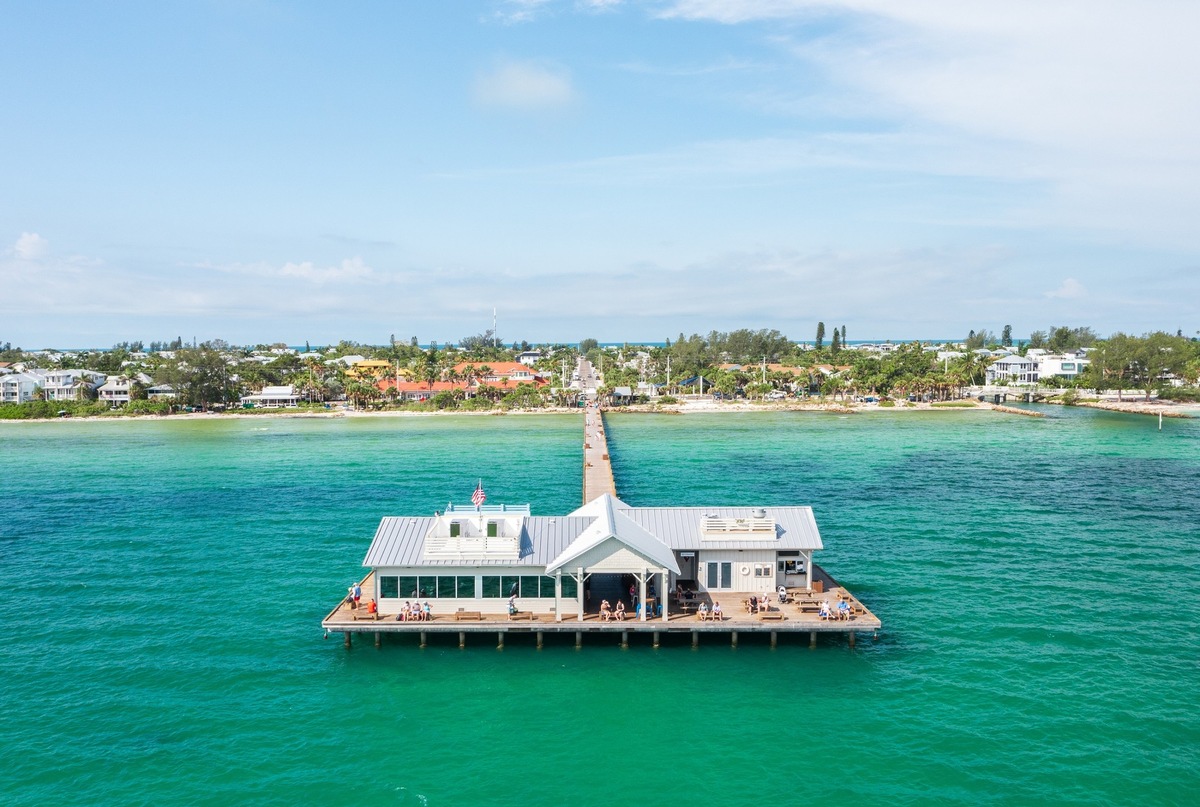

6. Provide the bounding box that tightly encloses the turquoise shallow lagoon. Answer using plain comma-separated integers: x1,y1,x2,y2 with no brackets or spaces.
2,408,1198,806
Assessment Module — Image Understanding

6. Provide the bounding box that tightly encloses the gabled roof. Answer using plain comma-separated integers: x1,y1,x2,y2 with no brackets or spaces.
545,494,680,574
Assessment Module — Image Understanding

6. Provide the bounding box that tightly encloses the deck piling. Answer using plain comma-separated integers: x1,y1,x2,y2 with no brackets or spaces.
344,632,352,649
497,632,504,649
537,631,544,650
459,631,466,648
731,631,738,648
575,631,583,649
375,632,382,648
418,631,426,648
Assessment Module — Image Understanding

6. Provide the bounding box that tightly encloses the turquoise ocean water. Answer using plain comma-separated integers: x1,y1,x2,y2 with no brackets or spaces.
1,409,1197,806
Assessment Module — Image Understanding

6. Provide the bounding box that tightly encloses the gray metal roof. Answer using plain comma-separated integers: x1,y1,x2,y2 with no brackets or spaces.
362,496,823,569
363,516,594,568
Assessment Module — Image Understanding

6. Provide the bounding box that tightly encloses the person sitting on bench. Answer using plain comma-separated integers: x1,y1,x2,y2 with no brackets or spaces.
600,599,614,621
615,601,626,621
697,602,709,620
711,601,723,621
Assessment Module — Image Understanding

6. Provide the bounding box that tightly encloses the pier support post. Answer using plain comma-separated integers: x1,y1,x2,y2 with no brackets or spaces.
419,632,426,649
731,631,738,648
536,631,544,650
692,630,699,648
575,631,583,649
770,631,777,648
497,632,504,650
375,632,381,648
621,630,629,648
849,631,856,649
344,632,352,649
809,631,817,649
459,631,466,649
652,631,660,649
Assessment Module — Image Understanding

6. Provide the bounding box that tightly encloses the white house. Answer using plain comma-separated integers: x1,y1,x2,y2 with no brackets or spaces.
0,372,45,404
516,350,543,367
41,370,106,401
986,353,1090,384
97,373,153,406
240,385,300,408
361,493,822,621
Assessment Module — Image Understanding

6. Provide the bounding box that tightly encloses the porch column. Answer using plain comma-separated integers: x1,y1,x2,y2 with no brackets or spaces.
805,551,813,589
577,567,585,622
639,570,648,622
661,568,669,621
555,570,563,623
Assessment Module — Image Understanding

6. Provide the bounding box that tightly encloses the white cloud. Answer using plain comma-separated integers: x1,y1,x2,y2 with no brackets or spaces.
473,60,576,109
13,232,48,260
489,0,555,25
1045,278,1085,299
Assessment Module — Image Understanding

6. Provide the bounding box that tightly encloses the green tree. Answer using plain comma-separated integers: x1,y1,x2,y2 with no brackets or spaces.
815,322,825,350
830,328,841,355
1001,325,1012,347
579,338,599,354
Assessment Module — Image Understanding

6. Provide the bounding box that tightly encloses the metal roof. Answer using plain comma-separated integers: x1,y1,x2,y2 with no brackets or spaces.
362,496,823,569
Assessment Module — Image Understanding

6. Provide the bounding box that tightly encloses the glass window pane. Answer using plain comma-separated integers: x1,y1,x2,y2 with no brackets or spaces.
398,576,418,598
561,576,577,599
487,521,498,537
457,576,476,598
540,576,556,598
419,577,436,597
706,563,718,588
450,522,460,537
380,576,398,598
520,576,540,597
482,576,500,598
501,576,520,598
437,576,456,598
720,562,732,588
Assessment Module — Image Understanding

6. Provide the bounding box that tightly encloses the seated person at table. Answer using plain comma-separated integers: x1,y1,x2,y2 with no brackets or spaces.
818,601,832,620
600,599,614,621
615,601,626,621
837,600,851,619
758,594,771,613
747,596,758,613
697,602,709,620
711,601,723,620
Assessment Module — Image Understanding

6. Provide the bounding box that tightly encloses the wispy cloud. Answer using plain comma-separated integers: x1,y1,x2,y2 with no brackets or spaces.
473,59,576,109
488,0,555,25
12,232,48,260
1044,278,1085,300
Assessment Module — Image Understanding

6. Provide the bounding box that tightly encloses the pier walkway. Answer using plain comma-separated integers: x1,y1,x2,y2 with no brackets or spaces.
582,405,616,503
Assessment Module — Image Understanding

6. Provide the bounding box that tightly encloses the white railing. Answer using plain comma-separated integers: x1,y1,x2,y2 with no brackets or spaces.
699,516,776,539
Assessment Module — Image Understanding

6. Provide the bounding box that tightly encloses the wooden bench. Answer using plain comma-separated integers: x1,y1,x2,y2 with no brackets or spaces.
454,611,483,621
508,611,536,621
352,610,382,621
759,612,786,621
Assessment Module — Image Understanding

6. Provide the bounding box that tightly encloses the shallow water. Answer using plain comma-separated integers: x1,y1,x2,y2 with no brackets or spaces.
1,408,1197,805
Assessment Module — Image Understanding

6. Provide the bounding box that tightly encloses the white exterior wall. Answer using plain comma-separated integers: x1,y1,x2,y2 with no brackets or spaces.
696,550,778,595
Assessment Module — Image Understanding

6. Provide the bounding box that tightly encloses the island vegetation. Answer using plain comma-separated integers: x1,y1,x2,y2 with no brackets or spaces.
0,323,1197,420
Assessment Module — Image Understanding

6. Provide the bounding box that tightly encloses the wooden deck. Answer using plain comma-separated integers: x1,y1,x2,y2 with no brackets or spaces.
323,569,880,648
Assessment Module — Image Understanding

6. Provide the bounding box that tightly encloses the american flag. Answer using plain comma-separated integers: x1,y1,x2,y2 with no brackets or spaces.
471,481,486,507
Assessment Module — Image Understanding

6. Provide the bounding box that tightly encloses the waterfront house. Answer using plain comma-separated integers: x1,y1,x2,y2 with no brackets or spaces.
0,371,44,404
239,385,300,408
41,370,107,401
361,493,822,621
97,373,153,406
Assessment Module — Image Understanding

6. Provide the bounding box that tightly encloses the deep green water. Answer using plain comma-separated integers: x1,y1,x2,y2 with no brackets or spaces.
2,409,1198,806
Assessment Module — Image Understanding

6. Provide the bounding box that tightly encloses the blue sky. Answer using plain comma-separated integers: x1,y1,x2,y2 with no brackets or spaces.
3,0,1198,347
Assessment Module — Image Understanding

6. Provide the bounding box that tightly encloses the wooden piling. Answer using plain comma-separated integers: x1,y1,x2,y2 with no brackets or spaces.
459,631,466,648
497,632,504,649
344,632,352,649
849,631,856,648
536,631,544,650
621,630,629,648
652,631,660,649
731,631,738,648
692,630,699,648
770,630,777,648
809,631,817,649
374,632,381,648
419,631,426,648
575,631,583,649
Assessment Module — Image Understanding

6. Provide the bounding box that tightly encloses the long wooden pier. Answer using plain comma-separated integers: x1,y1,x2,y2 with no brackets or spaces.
582,406,617,502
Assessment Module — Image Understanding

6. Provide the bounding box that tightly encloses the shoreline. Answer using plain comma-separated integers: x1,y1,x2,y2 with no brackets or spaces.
3,398,1195,425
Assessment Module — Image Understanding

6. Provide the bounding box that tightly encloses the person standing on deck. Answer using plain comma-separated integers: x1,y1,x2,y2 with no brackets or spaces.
352,582,362,609
347,584,357,609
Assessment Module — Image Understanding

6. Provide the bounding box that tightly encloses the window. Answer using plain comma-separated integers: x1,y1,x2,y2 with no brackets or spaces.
457,576,476,598
437,576,456,598
520,576,541,597
720,562,732,588
501,575,520,597
380,576,398,598
706,562,734,589
450,522,461,537
561,576,578,599
482,576,501,598
755,564,772,578
398,576,418,597
486,521,498,537
539,576,557,598
706,562,718,589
